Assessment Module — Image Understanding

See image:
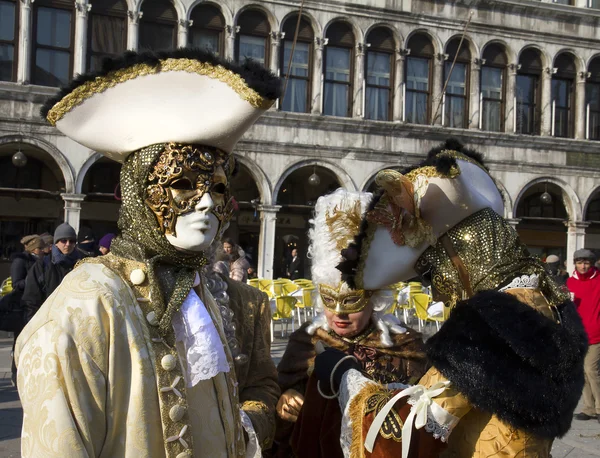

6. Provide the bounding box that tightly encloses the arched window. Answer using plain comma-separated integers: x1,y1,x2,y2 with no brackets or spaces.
516,48,543,135
87,0,127,71
552,53,576,138
0,0,18,81
139,0,177,52
280,14,313,113
31,0,75,86
481,43,507,132
587,57,600,140
323,21,354,117
443,37,470,128
189,3,225,55
405,33,433,125
235,9,270,66
365,27,394,121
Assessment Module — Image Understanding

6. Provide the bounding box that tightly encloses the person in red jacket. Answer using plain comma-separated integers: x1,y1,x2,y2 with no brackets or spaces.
567,248,600,422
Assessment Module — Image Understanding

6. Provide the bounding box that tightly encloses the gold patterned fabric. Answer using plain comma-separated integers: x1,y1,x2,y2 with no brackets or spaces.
415,208,569,309
16,256,279,457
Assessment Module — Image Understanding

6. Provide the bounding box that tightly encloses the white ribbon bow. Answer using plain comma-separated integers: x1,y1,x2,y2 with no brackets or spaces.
364,381,451,458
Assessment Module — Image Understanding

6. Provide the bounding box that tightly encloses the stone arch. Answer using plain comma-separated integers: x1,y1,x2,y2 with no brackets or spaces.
0,134,75,193
137,0,184,21
364,22,402,49
583,186,600,219
404,28,442,56
186,0,232,25
273,159,357,203
233,154,272,206
280,10,322,38
517,44,551,70
75,152,104,194
514,176,582,221
586,52,600,70
553,48,585,74
481,38,516,64
234,3,278,32
444,34,479,61
323,16,364,44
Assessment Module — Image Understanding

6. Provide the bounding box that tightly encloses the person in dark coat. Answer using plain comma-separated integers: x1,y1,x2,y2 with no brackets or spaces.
77,226,99,258
22,223,82,322
546,254,569,288
8,234,46,386
286,248,303,280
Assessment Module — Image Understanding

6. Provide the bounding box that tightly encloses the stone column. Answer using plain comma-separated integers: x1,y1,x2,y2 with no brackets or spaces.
311,37,327,115
353,42,367,118
225,25,239,61
178,19,192,48
257,205,280,280
470,58,484,129
505,63,519,133
565,221,589,274
393,48,408,122
431,53,446,125
541,67,554,136
269,31,282,75
575,71,589,139
17,0,33,84
127,10,142,51
73,1,91,76
61,193,86,234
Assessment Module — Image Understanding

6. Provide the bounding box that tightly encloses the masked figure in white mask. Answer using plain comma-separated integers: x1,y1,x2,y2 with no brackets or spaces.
16,50,281,458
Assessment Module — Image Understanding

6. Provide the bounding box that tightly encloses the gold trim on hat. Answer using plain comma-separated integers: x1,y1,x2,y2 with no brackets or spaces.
47,58,276,125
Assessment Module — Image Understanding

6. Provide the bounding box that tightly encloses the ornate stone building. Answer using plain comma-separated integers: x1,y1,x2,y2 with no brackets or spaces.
1,0,600,279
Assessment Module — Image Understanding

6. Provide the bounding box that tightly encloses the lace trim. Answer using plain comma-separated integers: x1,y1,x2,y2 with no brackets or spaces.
172,287,230,387
498,273,540,292
407,398,452,443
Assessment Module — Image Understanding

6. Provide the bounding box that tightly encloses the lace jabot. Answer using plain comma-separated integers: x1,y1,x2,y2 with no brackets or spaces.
172,273,230,387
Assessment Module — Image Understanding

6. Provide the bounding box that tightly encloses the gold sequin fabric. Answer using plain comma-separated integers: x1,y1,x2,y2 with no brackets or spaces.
415,208,569,308
46,58,275,125
110,143,208,344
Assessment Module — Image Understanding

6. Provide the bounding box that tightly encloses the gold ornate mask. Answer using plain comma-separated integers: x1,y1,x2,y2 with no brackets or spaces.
319,283,374,315
145,142,235,236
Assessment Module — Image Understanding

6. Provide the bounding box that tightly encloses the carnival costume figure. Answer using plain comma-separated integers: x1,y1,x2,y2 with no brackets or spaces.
274,189,428,458
313,140,588,458
16,49,282,458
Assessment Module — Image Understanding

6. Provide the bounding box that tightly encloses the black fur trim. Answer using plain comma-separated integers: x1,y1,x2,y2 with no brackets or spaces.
426,290,587,438
41,48,282,119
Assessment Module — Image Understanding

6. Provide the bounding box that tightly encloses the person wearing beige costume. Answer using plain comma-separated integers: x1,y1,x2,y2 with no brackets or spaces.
313,140,588,458
15,49,281,458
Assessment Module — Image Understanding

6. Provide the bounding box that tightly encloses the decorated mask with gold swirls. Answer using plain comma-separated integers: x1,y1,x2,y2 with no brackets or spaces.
318,283,374,315
145,142,235,237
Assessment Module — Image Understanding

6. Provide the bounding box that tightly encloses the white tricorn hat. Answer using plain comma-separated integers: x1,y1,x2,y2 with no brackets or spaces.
41,49,281,162
341,140,505,291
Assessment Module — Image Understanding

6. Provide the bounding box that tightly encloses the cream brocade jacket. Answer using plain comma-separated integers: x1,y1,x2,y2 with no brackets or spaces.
15,254,279,458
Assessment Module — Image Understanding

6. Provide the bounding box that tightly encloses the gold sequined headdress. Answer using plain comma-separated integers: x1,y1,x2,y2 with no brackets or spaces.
346,140,505,291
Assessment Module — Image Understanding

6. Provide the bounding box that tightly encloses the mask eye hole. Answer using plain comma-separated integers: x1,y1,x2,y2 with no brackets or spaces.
321,295,335,306
170,178,194,190
343,295,361,305
212,183,226,194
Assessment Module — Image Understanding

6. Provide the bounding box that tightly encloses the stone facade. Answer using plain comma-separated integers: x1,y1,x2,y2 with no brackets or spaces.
1,0,600,279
